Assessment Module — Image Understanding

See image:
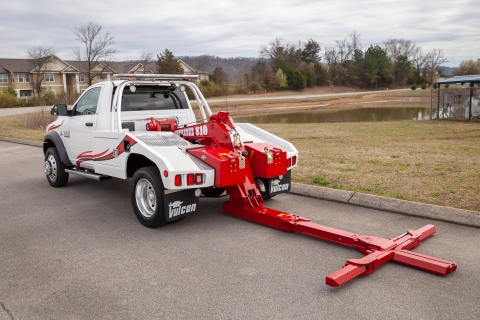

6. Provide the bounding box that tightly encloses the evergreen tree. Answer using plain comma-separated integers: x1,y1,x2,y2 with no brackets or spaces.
392,55,413,85
156,49,183,74
301,39,321,64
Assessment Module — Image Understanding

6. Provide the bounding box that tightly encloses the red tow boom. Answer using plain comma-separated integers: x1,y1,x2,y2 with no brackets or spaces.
173,111,457,287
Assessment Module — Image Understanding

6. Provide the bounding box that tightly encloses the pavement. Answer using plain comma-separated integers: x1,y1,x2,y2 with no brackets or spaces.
1,140,479,319
0,106,44,117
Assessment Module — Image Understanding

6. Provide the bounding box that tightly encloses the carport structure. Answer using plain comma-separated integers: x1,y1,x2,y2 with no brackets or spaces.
433,75,480,121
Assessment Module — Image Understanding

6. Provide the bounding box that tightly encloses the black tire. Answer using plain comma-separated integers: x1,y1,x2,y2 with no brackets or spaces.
44,147,69,187
131,166,167,228
260,189,271,200
260,189,277,200
201,187,226,197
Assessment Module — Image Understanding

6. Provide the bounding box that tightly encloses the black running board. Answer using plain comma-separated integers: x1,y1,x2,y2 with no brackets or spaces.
65,169,111,180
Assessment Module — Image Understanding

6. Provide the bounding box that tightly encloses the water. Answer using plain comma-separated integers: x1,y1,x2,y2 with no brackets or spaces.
232,106,430,124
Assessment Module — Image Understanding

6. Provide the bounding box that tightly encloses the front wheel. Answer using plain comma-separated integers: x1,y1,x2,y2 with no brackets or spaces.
131,166,167,228
44,147,69,187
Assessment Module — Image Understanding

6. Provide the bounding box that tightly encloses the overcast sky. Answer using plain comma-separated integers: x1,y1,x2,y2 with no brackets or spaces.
1,0,478,66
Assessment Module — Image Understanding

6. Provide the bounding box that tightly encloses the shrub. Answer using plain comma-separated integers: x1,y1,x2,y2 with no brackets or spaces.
433,83,438,89
285,69,307,91
445,84,450,88
195,81,225,98
17,98,27,107
22,107,57,130
421,82,427,90
3,86,17,97
0,93,17,108
411,83,417,90
247,81,263,93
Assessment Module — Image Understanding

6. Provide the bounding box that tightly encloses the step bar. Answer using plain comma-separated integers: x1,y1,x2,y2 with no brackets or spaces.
65,168,111,180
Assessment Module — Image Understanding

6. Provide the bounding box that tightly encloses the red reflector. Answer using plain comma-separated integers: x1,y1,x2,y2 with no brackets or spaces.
163,170,168,177
287,158,292,167
174,175,182,186
195,173,203,185
187,173,194,186
292,156,297,166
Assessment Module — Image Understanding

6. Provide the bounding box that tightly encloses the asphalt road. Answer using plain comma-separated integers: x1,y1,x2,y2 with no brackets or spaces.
1,141,479,320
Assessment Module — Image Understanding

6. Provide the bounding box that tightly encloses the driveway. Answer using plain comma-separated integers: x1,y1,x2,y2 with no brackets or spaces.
0,141,478,319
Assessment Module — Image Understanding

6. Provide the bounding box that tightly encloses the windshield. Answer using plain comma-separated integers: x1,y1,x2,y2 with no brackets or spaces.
121,85,188,111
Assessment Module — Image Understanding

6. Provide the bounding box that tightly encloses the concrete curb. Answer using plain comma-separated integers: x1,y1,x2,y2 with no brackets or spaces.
291,183,480,228
2,137,479,228
0,136,43,147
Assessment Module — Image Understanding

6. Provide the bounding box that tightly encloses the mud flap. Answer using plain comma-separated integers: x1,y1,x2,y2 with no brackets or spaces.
265,170,291,197
163,189,200,222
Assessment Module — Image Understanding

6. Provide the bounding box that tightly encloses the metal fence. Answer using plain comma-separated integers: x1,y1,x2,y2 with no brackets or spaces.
430,87,480,121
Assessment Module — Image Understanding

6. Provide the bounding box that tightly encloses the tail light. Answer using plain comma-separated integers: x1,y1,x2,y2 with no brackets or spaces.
174,175,182,186
187,174,195,186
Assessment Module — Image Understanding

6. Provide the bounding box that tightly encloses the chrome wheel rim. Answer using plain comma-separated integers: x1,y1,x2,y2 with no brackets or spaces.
135,178,156,218
44,155,57,182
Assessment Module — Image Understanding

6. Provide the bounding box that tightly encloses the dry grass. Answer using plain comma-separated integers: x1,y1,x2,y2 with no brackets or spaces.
0,112,51,142
259,121,480,212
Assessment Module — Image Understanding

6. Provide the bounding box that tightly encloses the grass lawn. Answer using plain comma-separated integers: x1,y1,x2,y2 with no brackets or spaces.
259,120,480,212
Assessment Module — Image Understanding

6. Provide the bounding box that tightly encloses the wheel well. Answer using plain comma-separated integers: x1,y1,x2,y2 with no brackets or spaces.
43,139,55,154
126,153,156,178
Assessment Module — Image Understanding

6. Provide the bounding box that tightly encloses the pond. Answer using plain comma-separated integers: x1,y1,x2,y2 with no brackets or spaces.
232,105,430,124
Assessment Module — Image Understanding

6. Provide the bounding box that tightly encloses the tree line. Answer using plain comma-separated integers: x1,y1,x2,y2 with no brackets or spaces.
238,32,450,93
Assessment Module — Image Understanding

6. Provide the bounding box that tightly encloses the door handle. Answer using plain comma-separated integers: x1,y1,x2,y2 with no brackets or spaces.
85,122,93,126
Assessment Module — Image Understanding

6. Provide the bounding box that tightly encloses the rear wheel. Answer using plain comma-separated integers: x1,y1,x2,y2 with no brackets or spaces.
44,147,69,187
131,166,167,228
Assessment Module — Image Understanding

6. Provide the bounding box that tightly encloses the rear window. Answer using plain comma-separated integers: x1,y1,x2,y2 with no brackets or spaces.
121,85,189,111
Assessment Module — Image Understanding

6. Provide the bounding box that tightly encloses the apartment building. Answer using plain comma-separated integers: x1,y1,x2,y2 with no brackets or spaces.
0,55,208,98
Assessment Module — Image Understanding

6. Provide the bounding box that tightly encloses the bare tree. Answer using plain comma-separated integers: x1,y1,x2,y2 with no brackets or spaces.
324,36,354,84
259,37,293,62
453,59,480,76
410,46,428,72
140,52,154,73
424,48,447,84
26,45,56,97
383,38,417,62
349,30,362,52
72,21,116,86
192,55,210,73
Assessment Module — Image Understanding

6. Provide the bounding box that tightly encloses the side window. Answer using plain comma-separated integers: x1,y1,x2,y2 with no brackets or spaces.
74,87,102,115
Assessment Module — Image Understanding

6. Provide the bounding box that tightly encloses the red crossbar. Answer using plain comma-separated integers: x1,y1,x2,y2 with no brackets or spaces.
223,184,457,287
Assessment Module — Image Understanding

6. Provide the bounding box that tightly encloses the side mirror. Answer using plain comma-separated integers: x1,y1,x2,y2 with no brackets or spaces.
51,104,68,116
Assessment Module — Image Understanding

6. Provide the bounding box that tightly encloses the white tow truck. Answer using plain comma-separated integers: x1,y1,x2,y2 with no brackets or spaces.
43,74,458,287
43,74,298,228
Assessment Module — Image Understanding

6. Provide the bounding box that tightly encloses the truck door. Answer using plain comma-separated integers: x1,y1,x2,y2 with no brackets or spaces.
62,85,104,169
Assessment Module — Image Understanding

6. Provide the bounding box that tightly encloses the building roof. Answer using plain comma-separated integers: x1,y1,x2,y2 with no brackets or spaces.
0,58,33,73
0,57,208,76
436,74,480,84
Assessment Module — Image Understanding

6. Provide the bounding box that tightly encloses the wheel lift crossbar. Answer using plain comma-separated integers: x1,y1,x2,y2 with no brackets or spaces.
222,193,457,287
